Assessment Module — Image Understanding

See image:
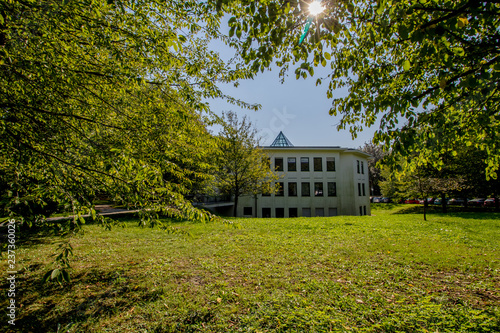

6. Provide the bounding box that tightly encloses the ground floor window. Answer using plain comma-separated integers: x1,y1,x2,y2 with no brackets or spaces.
315,208,325,217
262,207,271,218
302,208,311,217
276,208,285,218
289,207,298,218
243,207,252,216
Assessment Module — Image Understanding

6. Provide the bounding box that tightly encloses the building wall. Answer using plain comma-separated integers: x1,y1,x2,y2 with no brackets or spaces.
237,147,370,217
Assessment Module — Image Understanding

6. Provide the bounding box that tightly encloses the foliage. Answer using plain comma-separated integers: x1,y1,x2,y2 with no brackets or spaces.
380,146,500,202
215,111,279,216
222,0,500,179
1,208,499,332
0,0,258,225
359,142,387,196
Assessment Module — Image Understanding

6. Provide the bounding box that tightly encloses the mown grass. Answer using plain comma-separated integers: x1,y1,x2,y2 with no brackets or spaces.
1,205,499,332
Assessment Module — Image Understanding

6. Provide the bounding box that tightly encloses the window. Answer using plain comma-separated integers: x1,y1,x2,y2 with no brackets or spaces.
358,183,362,196
314,182,324,196
262,208,271,218
275,208,285,218
276,182,284,196
243,207,252,216
363,206,367,216
275,157,284,171
288,182,297,196
361,161,365,174
301,157,309,171
314,157,322,171
302,208,311,217
357,160,361,173
287,157,296,171
362,183,366,196
328,208,338,216
359,206,363,215
327,182,337,197
289,208,298,218
315,208,325,217
327,157,336,171
301,182,310,197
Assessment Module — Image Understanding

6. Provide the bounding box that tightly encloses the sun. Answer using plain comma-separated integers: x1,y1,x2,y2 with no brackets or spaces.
308,1,325,16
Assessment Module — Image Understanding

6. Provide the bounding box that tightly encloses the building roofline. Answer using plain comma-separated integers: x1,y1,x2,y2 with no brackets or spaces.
261,146,372,158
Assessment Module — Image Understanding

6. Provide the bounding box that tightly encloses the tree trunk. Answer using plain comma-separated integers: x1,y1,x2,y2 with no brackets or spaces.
233,194,238,217
441,192,447,214
423,198,427,221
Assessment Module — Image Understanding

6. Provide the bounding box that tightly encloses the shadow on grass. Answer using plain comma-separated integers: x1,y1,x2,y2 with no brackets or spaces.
0,267,162,333
393,205,500,219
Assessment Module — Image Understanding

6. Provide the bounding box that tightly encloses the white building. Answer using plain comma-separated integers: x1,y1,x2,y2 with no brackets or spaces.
237,132,371,218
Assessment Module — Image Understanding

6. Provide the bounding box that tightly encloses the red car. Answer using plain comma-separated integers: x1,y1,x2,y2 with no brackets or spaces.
404,198,420,204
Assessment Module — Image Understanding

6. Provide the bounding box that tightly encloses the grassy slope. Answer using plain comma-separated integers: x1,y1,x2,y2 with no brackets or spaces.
1,205,499,332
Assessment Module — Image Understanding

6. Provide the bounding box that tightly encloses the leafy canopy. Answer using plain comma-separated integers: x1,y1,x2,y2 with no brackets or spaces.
0,0,255,225
222,0,500,179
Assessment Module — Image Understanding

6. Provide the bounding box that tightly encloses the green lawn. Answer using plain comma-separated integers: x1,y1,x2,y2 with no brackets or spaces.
1,205,499,332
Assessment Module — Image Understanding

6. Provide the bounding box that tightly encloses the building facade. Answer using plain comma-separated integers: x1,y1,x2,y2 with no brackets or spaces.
237,132,371,218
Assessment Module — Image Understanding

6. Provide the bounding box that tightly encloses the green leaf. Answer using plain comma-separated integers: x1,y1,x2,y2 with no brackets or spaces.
51,269,61,280
403,60,411,71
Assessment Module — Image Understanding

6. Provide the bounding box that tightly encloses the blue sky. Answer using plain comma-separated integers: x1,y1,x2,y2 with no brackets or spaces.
207,64,376,148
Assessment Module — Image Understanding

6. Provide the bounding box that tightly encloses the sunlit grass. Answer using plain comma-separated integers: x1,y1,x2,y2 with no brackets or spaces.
1,205,499,332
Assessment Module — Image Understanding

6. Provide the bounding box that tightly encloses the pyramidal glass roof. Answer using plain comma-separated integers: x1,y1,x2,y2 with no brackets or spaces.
270,131,293,147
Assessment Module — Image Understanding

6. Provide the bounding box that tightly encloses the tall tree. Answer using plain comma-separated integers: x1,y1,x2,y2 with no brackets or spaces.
215,111,278,217
221,0,500,179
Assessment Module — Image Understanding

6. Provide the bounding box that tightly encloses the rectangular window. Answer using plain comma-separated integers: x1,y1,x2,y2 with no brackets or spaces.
301,182,310,197
361,161,365,174
287,157,296,171
327,182,337,197
359,206,363,216
362,183,366,196
243,207,252,216
314,182,324,196
328,208,338,216
326,157,336,171
288,182,297,196
357,160,360,174
262,208,271,218
289,208,298,218
315,208,325,217
358,183,362,196
314,157,322,171
363,206,367,216
302,208,311,217
275,158,284,171
276,182,284,196
276,208,285,218
301,157,309,171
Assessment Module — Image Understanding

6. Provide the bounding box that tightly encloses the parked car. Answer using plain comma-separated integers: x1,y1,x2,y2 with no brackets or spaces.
434,198,449,205
372,197,382,203
404,198,420,204
468,198,486,206
419,198,435,204
484,198,498,207
448,198,466,206
380,197,392,203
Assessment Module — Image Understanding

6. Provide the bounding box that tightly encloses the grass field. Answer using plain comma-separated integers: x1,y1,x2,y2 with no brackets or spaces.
1,205,499,332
